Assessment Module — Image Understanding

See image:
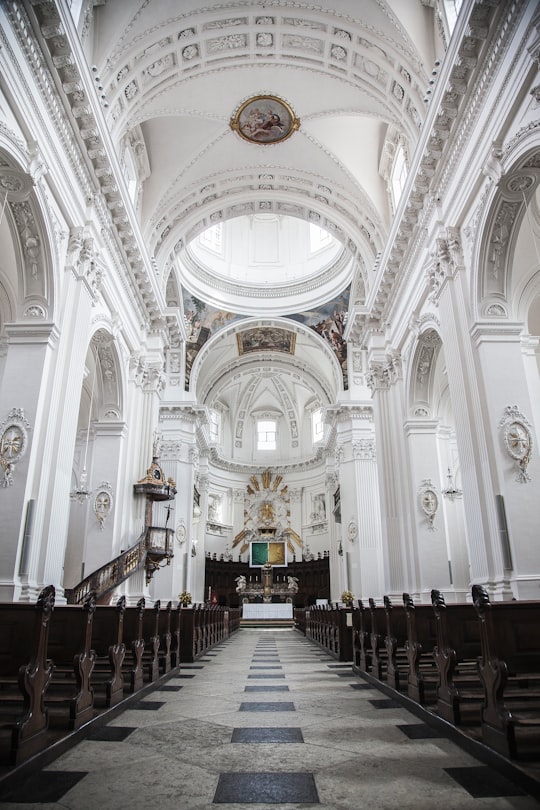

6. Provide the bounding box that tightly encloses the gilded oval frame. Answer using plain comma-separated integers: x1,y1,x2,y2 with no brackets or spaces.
230,95,300,144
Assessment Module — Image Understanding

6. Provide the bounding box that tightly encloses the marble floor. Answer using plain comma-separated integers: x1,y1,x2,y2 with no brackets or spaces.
0,629,539,809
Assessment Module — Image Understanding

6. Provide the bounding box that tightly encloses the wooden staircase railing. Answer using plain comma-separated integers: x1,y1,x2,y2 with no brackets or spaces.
65,533,147,605
64,526,175,605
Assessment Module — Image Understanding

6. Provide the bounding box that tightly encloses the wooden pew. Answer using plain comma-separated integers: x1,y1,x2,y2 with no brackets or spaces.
46,592,96,729
473,585,540,758
229,607,241,634
141,599,160,683
383,596,409,691
368,598,387,680
431,589,483,725
402,592,438,705
158,601,172,675
0,585,55,765
122,598,145,692
90,596,126,708
294,607,307,635
352,600,371,674
170,603,181,669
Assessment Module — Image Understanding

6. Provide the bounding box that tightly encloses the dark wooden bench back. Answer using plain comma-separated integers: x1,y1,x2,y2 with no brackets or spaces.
0,586,55,765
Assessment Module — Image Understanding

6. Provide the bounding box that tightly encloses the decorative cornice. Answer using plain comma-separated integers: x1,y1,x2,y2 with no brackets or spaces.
346,0,508,344
16,0,165,334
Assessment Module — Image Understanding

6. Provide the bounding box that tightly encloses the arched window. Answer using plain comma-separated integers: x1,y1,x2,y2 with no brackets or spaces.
391,143,408,210
257,419,276,450
311,408,324,443
208,409,221,443
444,0,463,35
199,223,223,254
309,224,332,253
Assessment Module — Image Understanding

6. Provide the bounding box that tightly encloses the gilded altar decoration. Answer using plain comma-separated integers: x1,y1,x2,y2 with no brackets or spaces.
499,405,533,483
230,95,300,144
341,590,354,606
0,408,30,487
178,591,192,606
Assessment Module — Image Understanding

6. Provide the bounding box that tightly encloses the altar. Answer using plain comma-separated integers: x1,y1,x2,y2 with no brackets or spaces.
242,602,293,620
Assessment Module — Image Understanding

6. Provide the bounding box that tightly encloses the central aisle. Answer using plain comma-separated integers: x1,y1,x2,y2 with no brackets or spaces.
1,629,538,808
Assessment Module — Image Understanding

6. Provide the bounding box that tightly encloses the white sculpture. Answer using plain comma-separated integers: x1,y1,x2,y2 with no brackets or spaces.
287,575,299,593
235,575,247,593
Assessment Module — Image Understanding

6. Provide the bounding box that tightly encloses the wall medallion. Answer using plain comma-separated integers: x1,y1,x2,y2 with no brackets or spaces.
93,482,113,530
419,479,439,530
499,405,533,483
0,408,30,487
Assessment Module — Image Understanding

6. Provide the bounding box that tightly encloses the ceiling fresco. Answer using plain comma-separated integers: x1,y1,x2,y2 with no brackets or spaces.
182,286,350,390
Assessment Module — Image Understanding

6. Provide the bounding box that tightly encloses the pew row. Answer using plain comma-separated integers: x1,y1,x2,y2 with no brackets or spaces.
0,592,239,769
179,605,234,663
305,604,353,661
348,589,540,759
473,585,540,758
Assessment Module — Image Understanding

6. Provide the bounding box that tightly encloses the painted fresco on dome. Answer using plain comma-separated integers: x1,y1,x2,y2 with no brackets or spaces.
237,328,296,356
183,289,245,389
287,288,349,389
182,286,350,390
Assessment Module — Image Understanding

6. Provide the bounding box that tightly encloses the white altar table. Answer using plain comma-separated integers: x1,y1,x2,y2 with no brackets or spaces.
242,603,293,620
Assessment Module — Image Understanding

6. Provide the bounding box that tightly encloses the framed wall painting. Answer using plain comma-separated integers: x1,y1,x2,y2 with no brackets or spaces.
249,540,287,567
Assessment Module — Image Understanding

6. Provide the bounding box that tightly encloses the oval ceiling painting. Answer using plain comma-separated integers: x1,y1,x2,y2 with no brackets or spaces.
230,95,300,144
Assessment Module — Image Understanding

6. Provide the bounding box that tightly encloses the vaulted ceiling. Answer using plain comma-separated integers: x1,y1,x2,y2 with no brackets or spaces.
86,0,440,468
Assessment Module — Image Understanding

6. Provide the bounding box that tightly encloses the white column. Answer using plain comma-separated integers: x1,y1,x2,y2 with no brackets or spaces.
27,248,101,602
325,469,341,602
0,322,59,600
429,229,512,598
471,324,540,598
334,405,384,602
404,420,452,599
157,406,201,603
367,353,415,597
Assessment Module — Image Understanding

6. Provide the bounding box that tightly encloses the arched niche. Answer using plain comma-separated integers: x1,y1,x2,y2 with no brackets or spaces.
0,154,56,323
476,150,540,322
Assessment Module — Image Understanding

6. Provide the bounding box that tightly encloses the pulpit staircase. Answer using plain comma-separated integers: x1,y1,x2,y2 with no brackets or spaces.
64,526,174,605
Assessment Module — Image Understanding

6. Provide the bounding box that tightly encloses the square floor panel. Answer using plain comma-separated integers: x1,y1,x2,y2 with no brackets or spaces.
156,684,184,692
244,685,289,692
213,772,318,804
250,665,282,670
398,724,445,740
86,725,136,742
130,700,165,711
247,674,286,679
368,698,402,709
239,701,295,712
231,727,304,743
0,771,88,803
444,766,526,798
349,683,373,690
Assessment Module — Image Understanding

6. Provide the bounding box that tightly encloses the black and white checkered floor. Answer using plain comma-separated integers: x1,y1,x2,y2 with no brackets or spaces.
1,630,539,808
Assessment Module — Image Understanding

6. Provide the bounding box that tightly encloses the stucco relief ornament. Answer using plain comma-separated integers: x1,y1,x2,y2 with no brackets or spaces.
93,482,113,530
419,479,439,530
0,408,30,487
347,519,358,542
175,521,186,545
499,405,533,483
